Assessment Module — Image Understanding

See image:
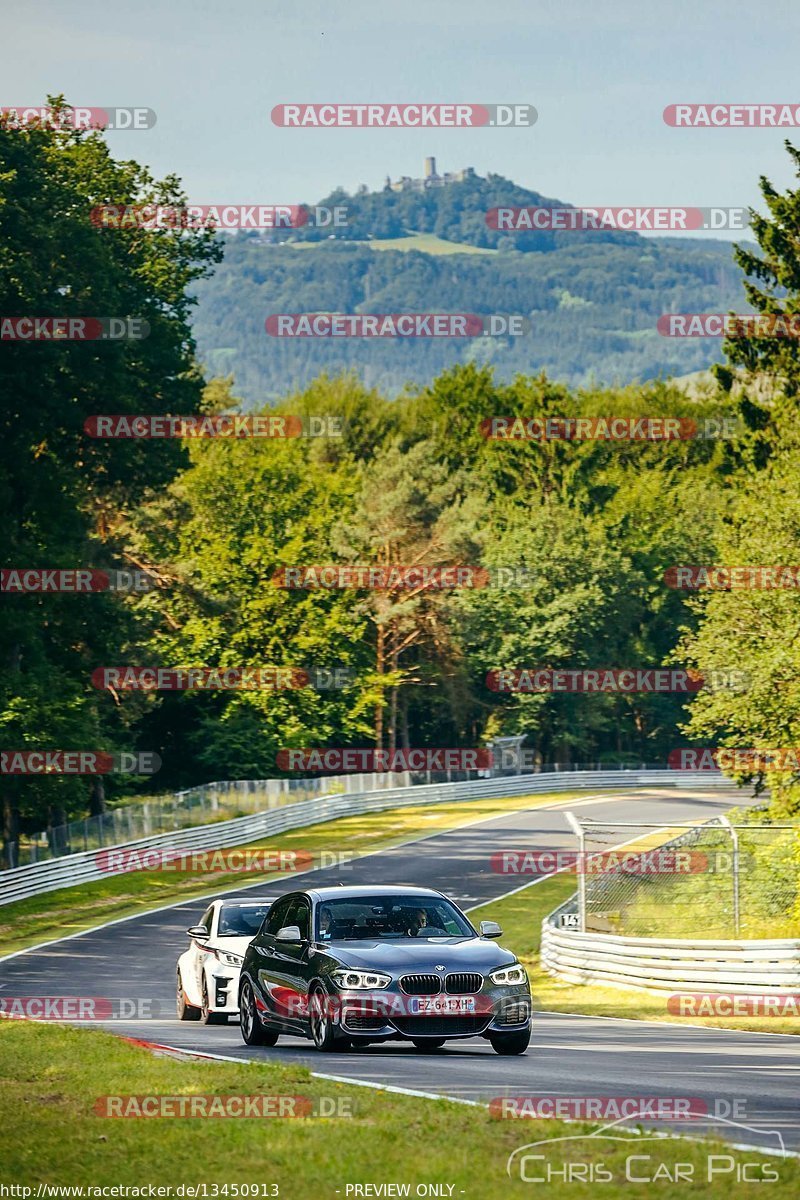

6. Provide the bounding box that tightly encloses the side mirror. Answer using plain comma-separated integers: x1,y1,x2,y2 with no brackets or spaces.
187,925,209,940
276,924,303,943
480,920,503,938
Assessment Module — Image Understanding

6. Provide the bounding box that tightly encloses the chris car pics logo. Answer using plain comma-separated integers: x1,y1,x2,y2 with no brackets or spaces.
506,1114,786,1184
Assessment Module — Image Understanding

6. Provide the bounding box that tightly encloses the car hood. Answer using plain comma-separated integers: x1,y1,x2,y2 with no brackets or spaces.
320,937,517,973
209,936,251,958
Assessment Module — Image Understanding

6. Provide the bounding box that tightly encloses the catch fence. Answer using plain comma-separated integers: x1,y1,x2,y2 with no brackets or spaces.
564,814,799,939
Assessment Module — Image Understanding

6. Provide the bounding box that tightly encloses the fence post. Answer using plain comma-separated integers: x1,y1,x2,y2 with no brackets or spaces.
564,811,586,933
718,815,740,936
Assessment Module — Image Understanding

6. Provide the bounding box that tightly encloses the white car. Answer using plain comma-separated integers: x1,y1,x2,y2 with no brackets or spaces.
176,897,276,1024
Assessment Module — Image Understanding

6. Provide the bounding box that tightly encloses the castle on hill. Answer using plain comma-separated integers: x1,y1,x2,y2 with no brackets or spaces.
385,157,476,193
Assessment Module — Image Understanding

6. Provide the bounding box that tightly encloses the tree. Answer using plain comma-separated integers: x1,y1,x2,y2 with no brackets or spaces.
714,140,800,471
332,439,483,751
125,378,383,784
0,99,220,852
679,141,800,814
717,141,800,401
676,433,800,816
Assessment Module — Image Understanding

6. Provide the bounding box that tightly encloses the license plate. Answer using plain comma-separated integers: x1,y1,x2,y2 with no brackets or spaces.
410,996,476,1015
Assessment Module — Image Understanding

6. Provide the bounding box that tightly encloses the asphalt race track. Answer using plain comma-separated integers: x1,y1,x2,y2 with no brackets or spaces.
2,787,799,1154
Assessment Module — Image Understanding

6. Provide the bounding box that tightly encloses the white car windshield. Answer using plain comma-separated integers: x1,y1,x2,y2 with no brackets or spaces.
217,903,271,936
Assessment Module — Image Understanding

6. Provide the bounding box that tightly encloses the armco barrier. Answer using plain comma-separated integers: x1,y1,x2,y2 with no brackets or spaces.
11,771,413,867
541,895,800,993
0,769,729,908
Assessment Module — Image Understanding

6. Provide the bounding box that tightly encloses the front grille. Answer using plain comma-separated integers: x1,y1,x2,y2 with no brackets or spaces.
495,1000,530,1026
343,1014,388,1032
445,972,483,995
399,974,441,996
393,1015,492,1037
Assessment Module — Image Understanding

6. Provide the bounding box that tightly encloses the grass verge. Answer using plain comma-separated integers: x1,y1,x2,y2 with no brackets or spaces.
0,789,587,958
0,1021,795,1195
472,876,800,1036
290,231,497,255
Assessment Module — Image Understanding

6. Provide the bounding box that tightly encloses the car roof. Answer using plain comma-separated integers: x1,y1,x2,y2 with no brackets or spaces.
215,897,277,906
304,885,446,901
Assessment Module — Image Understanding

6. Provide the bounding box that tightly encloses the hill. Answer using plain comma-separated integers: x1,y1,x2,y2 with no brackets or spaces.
191,167,748,404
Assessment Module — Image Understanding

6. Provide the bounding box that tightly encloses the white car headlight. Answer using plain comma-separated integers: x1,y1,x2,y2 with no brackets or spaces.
215,950,244,967
489,963,527,986
332,969,391,990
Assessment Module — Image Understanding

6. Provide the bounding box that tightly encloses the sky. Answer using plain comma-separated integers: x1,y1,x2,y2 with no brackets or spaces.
4,0,800,240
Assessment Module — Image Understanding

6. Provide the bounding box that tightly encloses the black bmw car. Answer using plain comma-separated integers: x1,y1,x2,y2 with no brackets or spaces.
238,885,531,1054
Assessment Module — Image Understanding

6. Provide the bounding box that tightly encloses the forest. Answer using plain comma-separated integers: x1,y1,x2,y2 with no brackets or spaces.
3,107,800,851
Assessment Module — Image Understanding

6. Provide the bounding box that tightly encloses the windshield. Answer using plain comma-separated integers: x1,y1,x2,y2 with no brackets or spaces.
315,895,473,941
217,903,271,936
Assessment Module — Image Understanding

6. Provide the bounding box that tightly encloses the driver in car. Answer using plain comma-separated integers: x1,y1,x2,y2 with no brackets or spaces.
408,908,429,935
318,905,334,940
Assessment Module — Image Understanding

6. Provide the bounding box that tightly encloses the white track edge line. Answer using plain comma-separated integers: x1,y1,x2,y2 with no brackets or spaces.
126,1041,800,1157
539,1008,800,1040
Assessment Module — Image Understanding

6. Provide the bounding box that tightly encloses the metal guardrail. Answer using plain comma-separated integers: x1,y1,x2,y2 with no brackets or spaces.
540,917,800,993
7,772,412,868
541,813,800,992
4,761,694,870
0,768,729,907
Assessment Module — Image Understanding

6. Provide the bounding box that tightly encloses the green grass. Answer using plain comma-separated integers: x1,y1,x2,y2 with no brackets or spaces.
367,231,497,255
472,875,800,1036
291,231,497,255
1,1022,795,1195
614,826,800,940
0,789,586,958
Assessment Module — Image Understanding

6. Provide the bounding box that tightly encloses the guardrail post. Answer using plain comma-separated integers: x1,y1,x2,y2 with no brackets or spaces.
564,811,586,932
718,815,740,936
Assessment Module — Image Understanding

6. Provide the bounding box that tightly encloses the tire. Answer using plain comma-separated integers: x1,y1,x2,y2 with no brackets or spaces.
411,1039,446,1052
489,1026,531,1056
239,980,279,1047
309,987,349,1052
176,972,200,1021
201,979,228,1026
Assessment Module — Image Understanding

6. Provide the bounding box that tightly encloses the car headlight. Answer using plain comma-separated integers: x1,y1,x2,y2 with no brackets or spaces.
489,963,527,986
214,950,243,967
332,969,391,990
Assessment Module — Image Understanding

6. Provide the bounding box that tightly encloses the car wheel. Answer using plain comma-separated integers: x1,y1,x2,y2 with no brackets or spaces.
201,979,228,1026
309,987,348,1052
176,972,200,1021
489,1026,531,1056
411,1039,446,1052
239,980,279,1047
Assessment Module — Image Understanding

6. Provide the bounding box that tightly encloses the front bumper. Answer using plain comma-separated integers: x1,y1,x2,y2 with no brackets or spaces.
206,963,242,1014
335,985,531,1040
